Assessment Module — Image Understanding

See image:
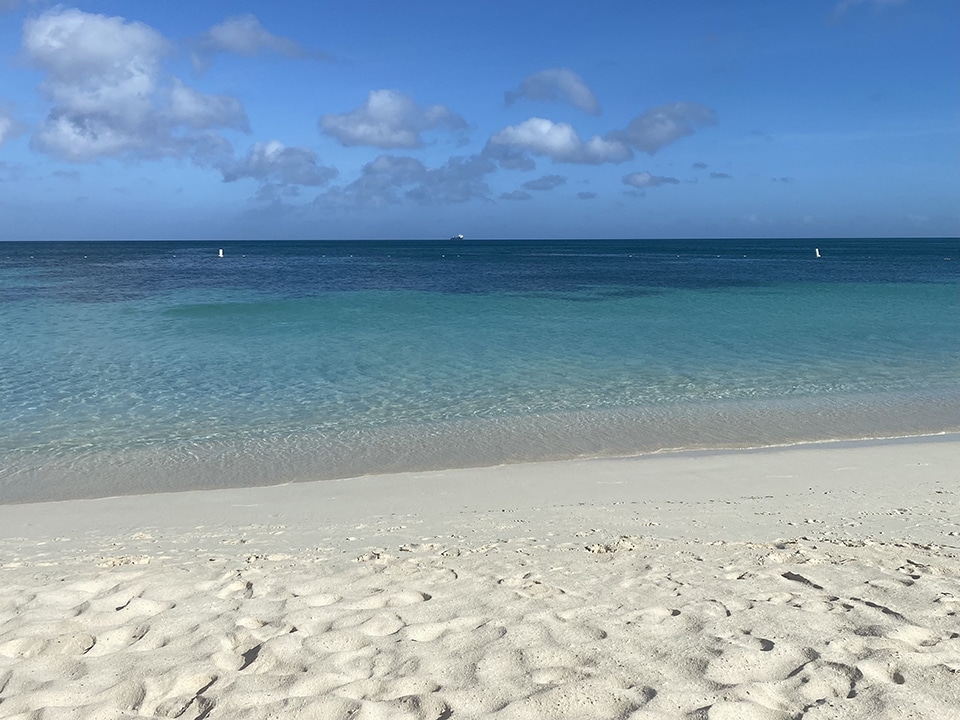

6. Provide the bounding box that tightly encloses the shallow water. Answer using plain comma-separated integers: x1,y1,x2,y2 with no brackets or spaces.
1,238,957,502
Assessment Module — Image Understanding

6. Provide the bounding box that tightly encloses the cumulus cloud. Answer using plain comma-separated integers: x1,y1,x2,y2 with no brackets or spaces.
622,172,680,189
318,153,495,207
406,154,496,204
25,9,168,118
482,142,536,171
23,8,249,162
192,14,323,72
500,190,533,201
167,79,248,131
485,117,631,166
218,140,337,187
319,90,467,149
617,102,716,155
522,174,566,191
487,102,715,168
692,161,708,169
577,191,597,200
505,68,601,115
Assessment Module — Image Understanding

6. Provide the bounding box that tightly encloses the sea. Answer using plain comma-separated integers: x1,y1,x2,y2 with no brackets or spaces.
1,238,957,503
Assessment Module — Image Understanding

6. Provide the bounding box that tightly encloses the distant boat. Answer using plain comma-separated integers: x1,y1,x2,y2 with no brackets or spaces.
218,248,224,258
450,234,464,241
815,247,821,258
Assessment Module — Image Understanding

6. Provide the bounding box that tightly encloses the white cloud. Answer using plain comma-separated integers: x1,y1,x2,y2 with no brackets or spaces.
505,68,601,115
622,172,679,188
25,8,167,122
192,14,321,72
619,102,716,155
167,79,248,132
485,117,631,166
219,140,337,187
489,118,574,158
319,90,467,149
32,113,139,160
487,102,715,167
23,8,249,162
581,135,633,162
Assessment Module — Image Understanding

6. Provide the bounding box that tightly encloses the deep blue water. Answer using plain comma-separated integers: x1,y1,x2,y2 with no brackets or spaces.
1,238,957,502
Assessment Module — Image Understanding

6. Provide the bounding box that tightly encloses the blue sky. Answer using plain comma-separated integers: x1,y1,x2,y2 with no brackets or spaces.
0,0,957,240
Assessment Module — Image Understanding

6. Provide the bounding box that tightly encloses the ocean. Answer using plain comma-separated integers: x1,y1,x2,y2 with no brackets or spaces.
1,238,957,503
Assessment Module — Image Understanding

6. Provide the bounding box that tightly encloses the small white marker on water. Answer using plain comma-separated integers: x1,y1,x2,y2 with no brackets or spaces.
815,247,821,258
218,248,224,258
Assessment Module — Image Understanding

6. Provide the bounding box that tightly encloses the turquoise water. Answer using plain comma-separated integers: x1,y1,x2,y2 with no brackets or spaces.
1,238,957,502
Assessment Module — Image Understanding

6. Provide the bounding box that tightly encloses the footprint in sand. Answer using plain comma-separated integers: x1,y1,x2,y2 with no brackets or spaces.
299,592,341,608
215,579,254,600
303,629,370,654
359,612,406,637
84,622,150,656
35,586,99,612
236,634,307,675
68,577,124,595
347,589,432,609
854,658,907,688
497,572,565,598
504,678,651,719
403,615,484,643
0,632,95,659
529,666,586,685
138,672,217,719
705,641,818,685
887,623,942,648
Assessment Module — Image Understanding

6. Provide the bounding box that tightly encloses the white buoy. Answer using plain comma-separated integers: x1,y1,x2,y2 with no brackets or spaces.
815,247,821,258
218,248,223,258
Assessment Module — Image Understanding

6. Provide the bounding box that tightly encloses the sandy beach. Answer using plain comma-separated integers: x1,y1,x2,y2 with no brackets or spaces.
1,437,958,718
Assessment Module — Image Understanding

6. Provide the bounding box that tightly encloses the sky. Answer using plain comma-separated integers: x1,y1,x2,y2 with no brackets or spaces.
0,0,957,240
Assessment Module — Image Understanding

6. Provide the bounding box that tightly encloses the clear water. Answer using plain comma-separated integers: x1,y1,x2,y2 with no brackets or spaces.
1,238,957,502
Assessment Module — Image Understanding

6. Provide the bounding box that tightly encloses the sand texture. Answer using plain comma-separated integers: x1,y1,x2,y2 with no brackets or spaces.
0,438,958,718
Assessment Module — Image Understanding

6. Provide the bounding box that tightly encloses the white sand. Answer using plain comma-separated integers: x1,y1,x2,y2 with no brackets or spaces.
1,437,958,718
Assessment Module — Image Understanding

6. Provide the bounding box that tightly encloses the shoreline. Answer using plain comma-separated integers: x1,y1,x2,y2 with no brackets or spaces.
1,435,958,717
3,408,959,505
3,432,958,544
